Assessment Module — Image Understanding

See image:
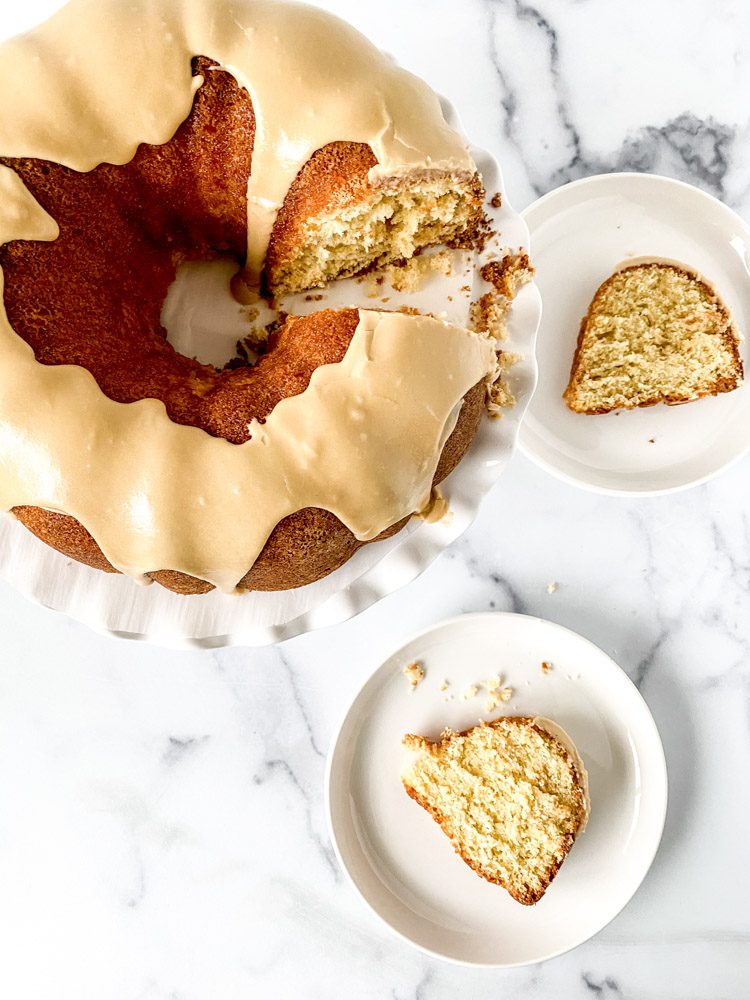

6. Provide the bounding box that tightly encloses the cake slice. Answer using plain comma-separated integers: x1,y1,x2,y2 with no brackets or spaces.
266,143,485,297
564,260,743,414
402,717,588,905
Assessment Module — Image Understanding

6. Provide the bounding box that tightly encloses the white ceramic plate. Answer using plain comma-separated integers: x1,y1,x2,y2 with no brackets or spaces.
326,612,667,967
0,88,540,647
520,172,750,495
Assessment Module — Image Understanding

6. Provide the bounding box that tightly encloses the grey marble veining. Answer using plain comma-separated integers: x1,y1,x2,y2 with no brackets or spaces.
484,0,745,201
0,1,749,998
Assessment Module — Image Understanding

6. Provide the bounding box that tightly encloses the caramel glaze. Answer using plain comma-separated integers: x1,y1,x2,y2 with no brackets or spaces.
0,6,490,594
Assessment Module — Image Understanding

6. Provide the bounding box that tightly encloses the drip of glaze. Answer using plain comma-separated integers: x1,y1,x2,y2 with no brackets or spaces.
0,0,474,283
0,298,494,592
0,0,485,590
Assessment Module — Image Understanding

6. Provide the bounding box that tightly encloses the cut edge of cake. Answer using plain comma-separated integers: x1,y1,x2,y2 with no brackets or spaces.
267,150,485,298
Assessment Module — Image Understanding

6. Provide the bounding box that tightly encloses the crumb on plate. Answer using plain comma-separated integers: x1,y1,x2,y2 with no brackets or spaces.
485,686,513,712
403,661,425,690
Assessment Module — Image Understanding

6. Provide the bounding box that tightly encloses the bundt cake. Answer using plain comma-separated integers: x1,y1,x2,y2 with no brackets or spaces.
0,0,498,595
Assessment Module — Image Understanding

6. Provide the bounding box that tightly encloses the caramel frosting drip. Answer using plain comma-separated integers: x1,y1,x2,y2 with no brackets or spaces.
0,304,494,592
0,0,475,280
0,0,486,592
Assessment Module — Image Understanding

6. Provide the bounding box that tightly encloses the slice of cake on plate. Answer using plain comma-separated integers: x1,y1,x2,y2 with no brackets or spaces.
402,716,589,905
564,260,743,414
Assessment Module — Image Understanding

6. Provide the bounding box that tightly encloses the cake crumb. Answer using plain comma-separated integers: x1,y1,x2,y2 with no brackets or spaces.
227,314,275,369
541,661,553,675
481,253,534,299
403,661,425,690
485,686,513,712
490,192,502,210
439,679,450,692
461,684,479,701
370,250,453,295
472,251,534,347
485,351,521,418
482,674,502,691
472,213,496,255
648,437,656,444
546,581,558,594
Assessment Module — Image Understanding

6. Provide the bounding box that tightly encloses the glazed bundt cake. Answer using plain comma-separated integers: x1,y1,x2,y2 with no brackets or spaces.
0,0,498,595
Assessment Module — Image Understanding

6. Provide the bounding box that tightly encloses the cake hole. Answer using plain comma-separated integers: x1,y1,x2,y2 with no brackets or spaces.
161,259,276,369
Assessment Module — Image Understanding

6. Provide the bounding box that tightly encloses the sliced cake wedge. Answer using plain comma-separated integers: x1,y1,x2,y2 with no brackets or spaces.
564,260,743,414
402,716,589,905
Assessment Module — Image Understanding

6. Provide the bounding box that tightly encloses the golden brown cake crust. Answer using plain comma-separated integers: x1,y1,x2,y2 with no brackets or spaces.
564,261,744,414
1,58,489,594
402,717,587,905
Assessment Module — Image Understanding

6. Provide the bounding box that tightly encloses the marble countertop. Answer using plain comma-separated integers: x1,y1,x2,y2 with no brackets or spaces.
1,1,749,997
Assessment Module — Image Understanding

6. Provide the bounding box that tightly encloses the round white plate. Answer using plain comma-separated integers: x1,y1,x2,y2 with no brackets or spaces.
0,86,540,647
520,172,750,495
326,612,667,967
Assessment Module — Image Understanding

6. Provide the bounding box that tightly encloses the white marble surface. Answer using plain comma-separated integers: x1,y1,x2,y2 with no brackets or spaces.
1,0,750,997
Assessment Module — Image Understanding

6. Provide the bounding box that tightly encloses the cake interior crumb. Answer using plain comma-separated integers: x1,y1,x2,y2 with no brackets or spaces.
272,174,482,297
